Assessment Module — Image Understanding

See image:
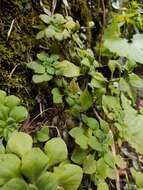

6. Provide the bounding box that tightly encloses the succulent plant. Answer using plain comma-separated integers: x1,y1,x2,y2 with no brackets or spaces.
0,132,83,190
0,90,28,140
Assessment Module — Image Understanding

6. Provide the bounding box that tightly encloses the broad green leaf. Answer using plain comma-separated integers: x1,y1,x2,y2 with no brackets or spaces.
99,119,109,132
5,95,20,108
52,88,63,104
0,90,6,104
44,137,68,167
46,65,55,75
104,152,115,169
124,113,143,154
55,32,64,41
88,136,102,151
36,30,45,39
81,58,90,67
65,20,76,30
104,34,143,64
83,154,96,174
53,163,83,190
21,148,49,182
119,78,133,100
2,178,28,190
45,27,56,38
82,114,99,129
36,172,58,190
32,73,53,83
97,180,109,190
129,73,143,88
27,62,45,74
0,104,9,120
69,127,88,149
37,53,48,61
40,14,52,24
79,88,93,110
52,14,65,24
90,72,107,88
6,132,33,157
96,158,108,179
0,154,21,185
131,168,143,188
54,60,80,77
9,106,28,122
71,147,87,165
36,126,50,142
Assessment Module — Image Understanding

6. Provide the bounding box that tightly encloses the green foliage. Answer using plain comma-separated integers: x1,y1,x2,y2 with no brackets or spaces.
104,32,143,64
37,14,79,41
0,90,28,140
2,0,143,189
35,126,50,142
27,54,80,83
0,132,83,190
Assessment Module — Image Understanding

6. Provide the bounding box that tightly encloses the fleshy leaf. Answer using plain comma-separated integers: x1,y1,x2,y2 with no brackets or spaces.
21,148,49,182
54,60,80,77
53,163,83,190
6,132,33,157
88,136,102,151
0,104,9,120
97,180,109,190
5,95,20,108
36,126,50,142
44,137,68,167
52,88,63,104
37,53,48,61
27,62,45,74
40,14,52,24
82,114,99,129
36,172,58,190
0,154,21,185
32,73,53,83
71,147,87,165
83,154,96,174
79,88,93,111
69,127,88,149
0,90,6,104
2,178,28,190
9,106,28,122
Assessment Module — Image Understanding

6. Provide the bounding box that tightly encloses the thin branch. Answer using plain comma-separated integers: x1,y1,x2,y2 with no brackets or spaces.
9,64,19,78
7,19,15,40
28,108,54,127
52,0,57,15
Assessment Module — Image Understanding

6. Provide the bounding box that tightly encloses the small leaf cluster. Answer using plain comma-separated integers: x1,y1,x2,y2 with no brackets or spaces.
0,132,83,190
27,53,80,83
0,90,28,140
37,14,80,41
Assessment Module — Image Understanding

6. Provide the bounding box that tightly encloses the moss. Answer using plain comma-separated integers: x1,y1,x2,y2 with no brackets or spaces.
0,0,40,109
70,0,93,47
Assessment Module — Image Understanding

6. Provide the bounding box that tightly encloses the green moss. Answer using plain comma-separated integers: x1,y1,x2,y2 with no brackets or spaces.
70,0,92,47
